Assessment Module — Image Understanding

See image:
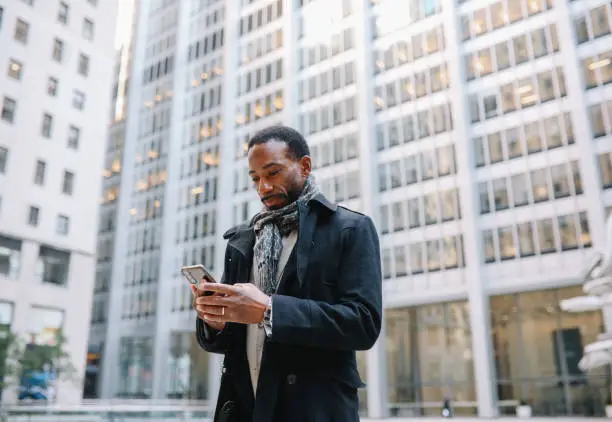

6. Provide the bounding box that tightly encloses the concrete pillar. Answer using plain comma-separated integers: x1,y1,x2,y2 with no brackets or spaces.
353,1,388,418
440,4,498,418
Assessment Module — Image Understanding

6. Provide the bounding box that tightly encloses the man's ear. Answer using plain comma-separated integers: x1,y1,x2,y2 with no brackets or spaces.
299,155,312,177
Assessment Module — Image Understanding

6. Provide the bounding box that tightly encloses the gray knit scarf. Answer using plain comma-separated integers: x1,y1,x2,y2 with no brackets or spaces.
251,176,319,295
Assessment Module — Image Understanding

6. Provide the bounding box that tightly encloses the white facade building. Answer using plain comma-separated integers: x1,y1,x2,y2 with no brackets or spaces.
92,0,612,418
0,0,118,404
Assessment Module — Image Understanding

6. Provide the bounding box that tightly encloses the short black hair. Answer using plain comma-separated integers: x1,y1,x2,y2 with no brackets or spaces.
248,125,310,160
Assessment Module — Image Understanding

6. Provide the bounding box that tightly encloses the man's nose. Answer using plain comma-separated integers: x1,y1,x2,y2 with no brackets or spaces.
258,179,273,194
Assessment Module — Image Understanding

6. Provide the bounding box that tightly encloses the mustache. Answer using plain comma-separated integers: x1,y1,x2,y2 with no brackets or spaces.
261,193,288,202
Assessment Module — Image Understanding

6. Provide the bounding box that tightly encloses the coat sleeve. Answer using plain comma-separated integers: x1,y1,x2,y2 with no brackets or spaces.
268,215,382,351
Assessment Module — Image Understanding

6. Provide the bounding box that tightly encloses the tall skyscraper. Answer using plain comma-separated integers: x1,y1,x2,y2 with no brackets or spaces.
0,0,119,404
92,0,612,417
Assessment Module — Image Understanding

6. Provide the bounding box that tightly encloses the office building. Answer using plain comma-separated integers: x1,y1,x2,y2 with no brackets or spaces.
92,0,612,417
0,0,118,404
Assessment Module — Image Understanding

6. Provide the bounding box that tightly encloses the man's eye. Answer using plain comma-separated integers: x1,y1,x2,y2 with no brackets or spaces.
269,170,280,176
251,178,259,184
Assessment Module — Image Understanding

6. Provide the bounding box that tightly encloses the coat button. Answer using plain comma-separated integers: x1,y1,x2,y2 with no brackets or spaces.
222,366,227,374
287,374,296,385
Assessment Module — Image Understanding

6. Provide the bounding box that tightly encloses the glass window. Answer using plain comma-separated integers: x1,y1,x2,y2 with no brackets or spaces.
498,226,516,260
488,132,503,163
391,202,404,231
483,229,496,263
589,104,606,137
511,174,529,206
501,83,516,114
505,128,522,159
479,182,491,214
379,205,389,234
579,211,592,248
424,194,438,225
538,71,555,102
426,240,440,272
410,243,423,274
525,121,542,153
495,41,510,70
513,35,529,64
394,246,407,277
537,218,556,254
474,137,485,167
0,235,21,279
591,5,611,38
599,152,612,188
493,178,509,211
558,214,578,250
442,236,459,269
518,222,535,257
551,164,570,198
407,197,421,228
531,169,549,202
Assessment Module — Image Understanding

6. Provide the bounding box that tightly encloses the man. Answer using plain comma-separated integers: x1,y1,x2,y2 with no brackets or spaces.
191,125,382,422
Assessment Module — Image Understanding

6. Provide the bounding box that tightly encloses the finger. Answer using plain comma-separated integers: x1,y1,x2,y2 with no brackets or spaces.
198,282,239,296
189,284,197,297
196,295,237,307
195,305,225,316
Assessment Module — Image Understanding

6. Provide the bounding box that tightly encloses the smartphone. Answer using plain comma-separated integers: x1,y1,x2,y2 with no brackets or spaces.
181,264,217,296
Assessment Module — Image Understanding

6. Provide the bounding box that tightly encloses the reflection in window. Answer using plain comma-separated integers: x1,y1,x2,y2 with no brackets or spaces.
0,235,21,279
531,169,549,202
426,240,440,272
558,215,578,250
518,222,535,257
498,226,515,260
490,286,605,416
512,174,529,207
537,218,556,254
385,301,474,415
36,246,70,286
410,243,423,274
493,178,509,211
600,152,612,189
483,229,495,263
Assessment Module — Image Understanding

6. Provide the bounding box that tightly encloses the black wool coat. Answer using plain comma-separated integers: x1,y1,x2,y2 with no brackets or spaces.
195,193,383,422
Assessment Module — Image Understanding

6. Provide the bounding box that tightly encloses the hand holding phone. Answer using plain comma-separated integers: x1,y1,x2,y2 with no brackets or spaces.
181,265,217,296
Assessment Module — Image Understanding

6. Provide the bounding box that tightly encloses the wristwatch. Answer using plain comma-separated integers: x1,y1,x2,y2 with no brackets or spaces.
260,296,273,337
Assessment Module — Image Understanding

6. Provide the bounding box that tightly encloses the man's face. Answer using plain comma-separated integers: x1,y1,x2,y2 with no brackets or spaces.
248,139,311,210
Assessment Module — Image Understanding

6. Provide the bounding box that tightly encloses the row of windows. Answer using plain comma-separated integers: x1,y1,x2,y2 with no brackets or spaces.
31,160,75,195
376,103,454,151
478,161,583,215
0,100,81,149
483,212,591,263
139,107,171,138
238,0,283,36
127,227,162,256
574,3,612,44
319,171,361,204
474,111,574,168
460,0,553,41
380,188,461,234
187,115,223,145
188,84,222,116
371,0,441,39
299,96,357,135
187,29,224,62
181,147,220,179
179,245,216,273
121,289,156,320
373,26,445,75
24,206,70,235
374,64,449,110
236,58,283,95
236,90,284,126
298,62,356,103
177,178,219,210
187,59,224,90
465,23,559,81
56,1,96,40
311,133,359,169
298,0,353,40
143,55,175,85
239,28,283,65
469,67,567,123
381,235,466,279
8,64,88,110
298,28,355,70
176,211,217,244
378,145,456,192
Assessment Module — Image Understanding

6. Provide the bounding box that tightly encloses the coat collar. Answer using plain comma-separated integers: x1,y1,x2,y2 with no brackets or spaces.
222,193,336,257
